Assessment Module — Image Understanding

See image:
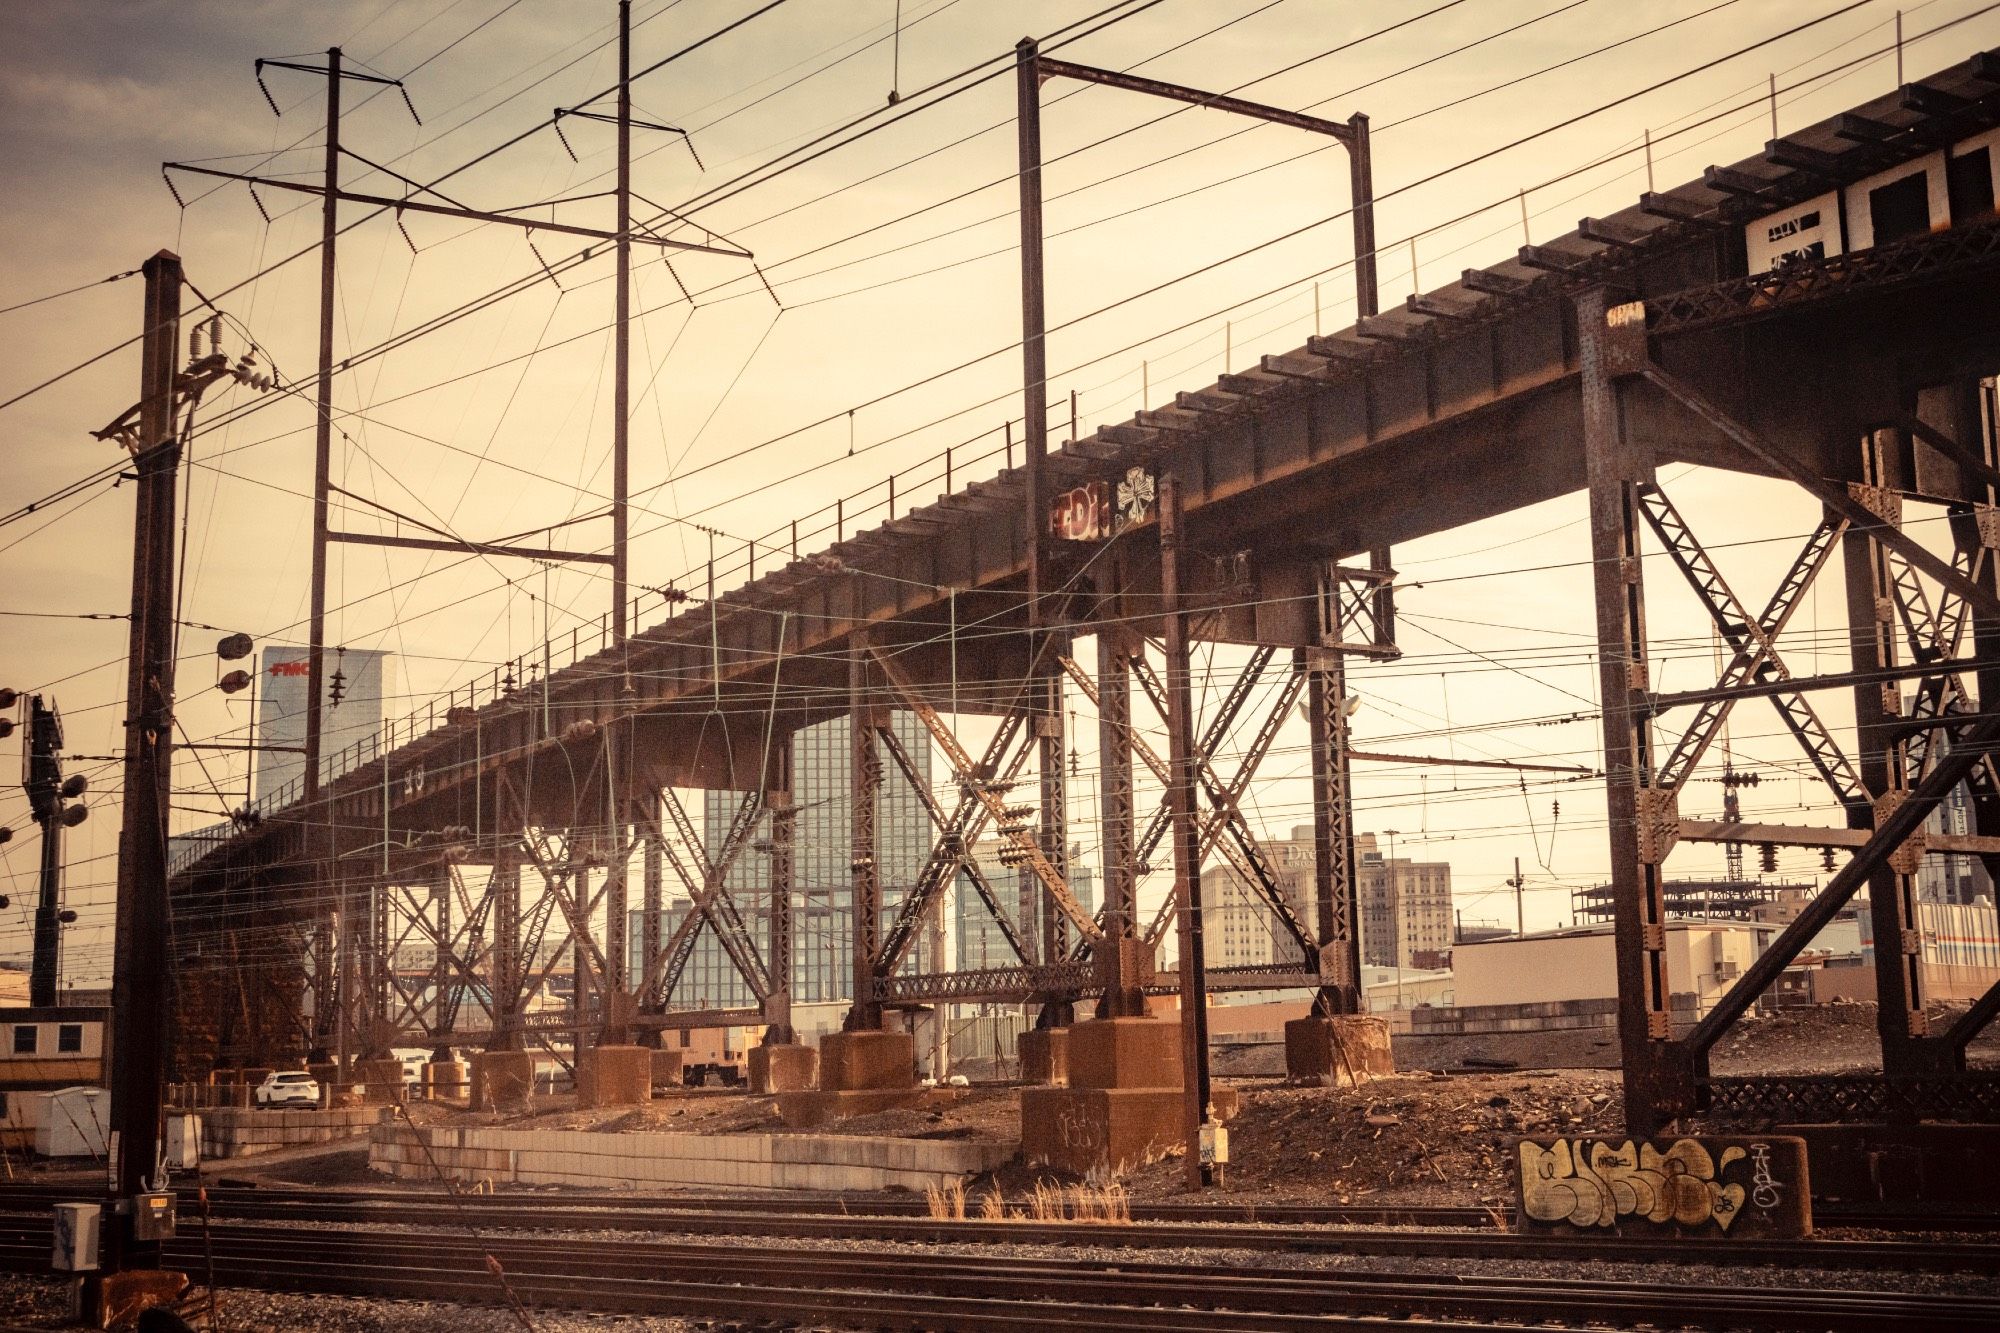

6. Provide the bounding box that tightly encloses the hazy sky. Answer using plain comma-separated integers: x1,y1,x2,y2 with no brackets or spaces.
4,0,1997,987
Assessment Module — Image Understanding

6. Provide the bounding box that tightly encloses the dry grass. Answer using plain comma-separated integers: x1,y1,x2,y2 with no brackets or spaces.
1021,1180,1131,1224
977,1187,1006,1221
924,1178,967,1220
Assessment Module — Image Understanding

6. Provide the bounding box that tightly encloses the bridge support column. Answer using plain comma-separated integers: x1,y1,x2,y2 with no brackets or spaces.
1577,288,1693,1136
847,636,885,1033
755,732,808,1092
1287,646,1391,1086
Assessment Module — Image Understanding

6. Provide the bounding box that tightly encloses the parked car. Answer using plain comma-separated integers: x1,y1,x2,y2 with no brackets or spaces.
254,1070,320,1109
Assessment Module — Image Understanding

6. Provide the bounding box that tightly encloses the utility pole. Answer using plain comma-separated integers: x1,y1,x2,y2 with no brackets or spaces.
102,249,185,1301
612,0,632,645
303,47,341,802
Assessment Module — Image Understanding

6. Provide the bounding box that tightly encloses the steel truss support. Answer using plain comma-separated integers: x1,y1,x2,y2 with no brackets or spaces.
763,735,795,1043
1036,630,1073,1020
1578,288,1690,1135
1092,619,1148,1016
849,638,885,1030
649,787,768,1010
1301,646,1362,1013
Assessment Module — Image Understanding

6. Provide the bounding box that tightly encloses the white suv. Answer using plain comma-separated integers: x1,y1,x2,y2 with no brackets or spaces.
254,1070,320,1109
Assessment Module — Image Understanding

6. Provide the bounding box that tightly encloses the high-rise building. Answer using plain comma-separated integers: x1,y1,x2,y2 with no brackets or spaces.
252,645,396,803
635,711,939,1009
1219,826,1454,970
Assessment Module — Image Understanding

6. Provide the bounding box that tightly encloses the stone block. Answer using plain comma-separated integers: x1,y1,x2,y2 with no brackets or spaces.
1066,1017,1181,1091
1018,1027,1069,1086
356,1059,406,1106
776,1088,930,1129
748,1043,815,1093
471,1051,536,1111
650,1048,686,1089
578,1045,652,1108
1021,1087,1186,1177
817,1029,915,1092
1515,1134,1810,1239
422,1060,469,1100
1284,1014,1394,1087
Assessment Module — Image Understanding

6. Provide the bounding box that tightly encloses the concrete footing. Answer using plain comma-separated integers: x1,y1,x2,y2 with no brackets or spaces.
422,1060,469,1100
1785,1122,1997,1206
577,1045,652,1108
1018,1027,1068,1086
1021,1016,1190,1177
776,1029,920,1127
1515,1134,1811,1238
356,1059,405,1106
650,1048,686,1089
82,1269,188,1330
749,1043,816,1094
1284,1014,1394,1087
470,1050,535,1111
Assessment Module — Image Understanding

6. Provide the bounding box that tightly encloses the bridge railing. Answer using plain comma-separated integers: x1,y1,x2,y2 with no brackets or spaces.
171,423,1028,866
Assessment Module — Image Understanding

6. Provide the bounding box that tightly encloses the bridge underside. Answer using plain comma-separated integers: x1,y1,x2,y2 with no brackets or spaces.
170,62,2000,1138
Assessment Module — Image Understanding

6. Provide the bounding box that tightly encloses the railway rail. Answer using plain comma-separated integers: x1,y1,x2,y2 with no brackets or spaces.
0,1181,1985,1233
0,1217,1993,1331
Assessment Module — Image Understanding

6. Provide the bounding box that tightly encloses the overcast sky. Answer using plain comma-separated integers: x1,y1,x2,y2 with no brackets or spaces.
4,0,1997,988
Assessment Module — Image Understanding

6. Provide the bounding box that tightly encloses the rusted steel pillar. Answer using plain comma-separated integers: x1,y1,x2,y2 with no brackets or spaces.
489,848,521,1051
571,856,595,1050
1577,288,1687,1135
1037,631,1072,1015
1842,428,1941,1081
766,734,796,1043
848,637,883,1030
640,801,662,1008
1160,471,1213,1187
1095,617,1148,1017
1301,646,1361,1014
430,868,451,1038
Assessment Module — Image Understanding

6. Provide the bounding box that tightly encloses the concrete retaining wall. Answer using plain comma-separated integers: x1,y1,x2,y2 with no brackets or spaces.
200,1107,384,1159
370,1122,1012,1193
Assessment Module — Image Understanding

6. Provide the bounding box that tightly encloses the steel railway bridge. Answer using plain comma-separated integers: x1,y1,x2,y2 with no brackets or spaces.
170,52,2000,1146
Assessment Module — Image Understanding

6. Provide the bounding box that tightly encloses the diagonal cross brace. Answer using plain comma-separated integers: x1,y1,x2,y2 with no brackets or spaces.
867,644,1102,943
651,788,769,1004
875,719,1034,974
1686,705,2000,1053
1132,646,1276,870
1637,486,1862,805
1641,366,2000,626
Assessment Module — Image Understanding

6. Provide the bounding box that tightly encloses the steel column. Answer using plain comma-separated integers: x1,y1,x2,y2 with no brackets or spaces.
1160,471,1213,1187
849,638,883,1030
1577,288,1685,1135
303,48,340,799
1302,647,1361,1013
766,735,796,1042
1016,38,1048,606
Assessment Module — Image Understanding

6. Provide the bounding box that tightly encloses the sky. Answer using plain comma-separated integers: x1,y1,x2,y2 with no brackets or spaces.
3,0,1998,990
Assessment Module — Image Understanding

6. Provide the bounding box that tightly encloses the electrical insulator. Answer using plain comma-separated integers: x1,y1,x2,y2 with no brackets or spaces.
0,719,12,740
329,667,347,707
1821,846,1837,872
0,894,8,908
61,806,87,829
1758,842,1777,873
220,670,252,695
0,689,14,710
217,632,254,661
59,775,86,800
57,909,75,924
0,828,10,846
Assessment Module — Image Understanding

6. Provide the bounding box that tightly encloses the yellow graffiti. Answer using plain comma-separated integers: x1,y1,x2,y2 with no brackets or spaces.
1520,1138,1749,1231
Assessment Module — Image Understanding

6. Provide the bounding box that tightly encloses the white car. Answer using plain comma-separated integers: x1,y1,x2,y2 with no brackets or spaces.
254,1070,320,1109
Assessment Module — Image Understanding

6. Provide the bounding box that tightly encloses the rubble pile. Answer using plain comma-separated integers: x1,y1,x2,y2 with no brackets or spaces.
1126,1071,1625,1205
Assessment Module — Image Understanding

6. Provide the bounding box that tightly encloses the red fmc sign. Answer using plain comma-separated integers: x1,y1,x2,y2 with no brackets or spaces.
269,661,310,677
1049,480,1112,542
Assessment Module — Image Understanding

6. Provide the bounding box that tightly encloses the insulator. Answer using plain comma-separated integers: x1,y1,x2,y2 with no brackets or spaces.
61,805,87,829
217,632,254,661
219,670,252,695
0,828,11,846
56,909,76,924
59,775,86,800
1821,846,1837,872
1758,842,1777,873
0,894,8,907
0,719,12,740
329,668,347,707
0,689,15,710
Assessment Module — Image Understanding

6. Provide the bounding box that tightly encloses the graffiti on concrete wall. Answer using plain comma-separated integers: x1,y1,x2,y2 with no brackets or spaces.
1520,1137,1769,1231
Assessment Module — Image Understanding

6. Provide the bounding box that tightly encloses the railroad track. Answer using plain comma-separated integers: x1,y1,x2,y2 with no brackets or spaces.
0,1181,1984,1234
0,1218,1990,1331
